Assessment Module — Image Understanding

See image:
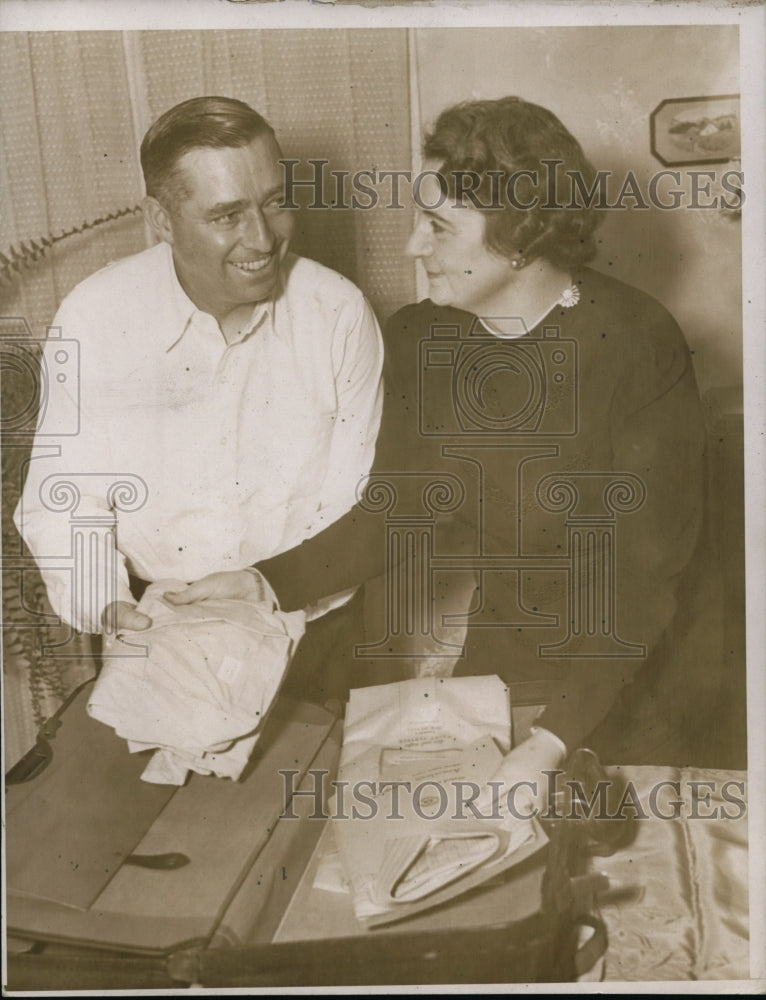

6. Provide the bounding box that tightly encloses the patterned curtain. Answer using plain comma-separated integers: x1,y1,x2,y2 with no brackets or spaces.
1,28,415,768
1,32,147,768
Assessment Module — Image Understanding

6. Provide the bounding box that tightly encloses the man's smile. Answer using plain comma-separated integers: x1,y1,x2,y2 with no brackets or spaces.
230,256,274,273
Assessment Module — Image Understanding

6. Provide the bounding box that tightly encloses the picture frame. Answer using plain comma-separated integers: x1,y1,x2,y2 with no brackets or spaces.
650,94,741,167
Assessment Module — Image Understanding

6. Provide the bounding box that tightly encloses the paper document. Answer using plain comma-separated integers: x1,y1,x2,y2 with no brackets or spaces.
332,676,548,926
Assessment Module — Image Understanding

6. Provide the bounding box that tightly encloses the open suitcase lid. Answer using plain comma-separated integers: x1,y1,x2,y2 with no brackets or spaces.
6,679,341,957
6,683,615,988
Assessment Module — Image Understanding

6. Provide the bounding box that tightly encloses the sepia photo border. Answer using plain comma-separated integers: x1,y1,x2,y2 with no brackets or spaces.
1,0,764,995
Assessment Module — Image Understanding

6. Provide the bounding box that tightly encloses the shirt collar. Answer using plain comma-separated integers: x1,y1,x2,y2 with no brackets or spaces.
158,242,279,352
478,316,528,339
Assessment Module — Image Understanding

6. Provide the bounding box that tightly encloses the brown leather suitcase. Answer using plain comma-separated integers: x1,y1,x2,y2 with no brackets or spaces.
5,680,609,990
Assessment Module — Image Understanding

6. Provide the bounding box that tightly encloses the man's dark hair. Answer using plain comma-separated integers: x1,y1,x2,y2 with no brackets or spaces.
423,97,601,268
140,96,274,208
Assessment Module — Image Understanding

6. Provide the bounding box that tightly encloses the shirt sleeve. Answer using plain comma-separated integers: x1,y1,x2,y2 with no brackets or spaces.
306,292,384,535
258,305,416,611
13,294,134,633
536,303,707,752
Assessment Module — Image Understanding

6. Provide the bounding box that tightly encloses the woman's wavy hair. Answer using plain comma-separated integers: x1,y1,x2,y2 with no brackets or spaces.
423,97,602,268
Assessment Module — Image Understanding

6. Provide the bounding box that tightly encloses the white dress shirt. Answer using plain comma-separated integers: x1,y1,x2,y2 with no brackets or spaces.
89,580,306,784
15,242,383,633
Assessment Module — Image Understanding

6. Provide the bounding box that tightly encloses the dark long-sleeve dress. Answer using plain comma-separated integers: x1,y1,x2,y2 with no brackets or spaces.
259,266,725,762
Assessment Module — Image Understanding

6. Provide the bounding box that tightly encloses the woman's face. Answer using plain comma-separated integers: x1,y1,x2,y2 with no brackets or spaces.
406,166,516,316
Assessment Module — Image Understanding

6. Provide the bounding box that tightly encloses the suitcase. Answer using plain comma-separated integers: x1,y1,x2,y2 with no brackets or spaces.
5,679,610,990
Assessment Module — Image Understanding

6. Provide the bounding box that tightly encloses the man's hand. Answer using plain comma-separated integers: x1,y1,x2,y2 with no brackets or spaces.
164,569,275,607
478,727,567,819
101,600,152,633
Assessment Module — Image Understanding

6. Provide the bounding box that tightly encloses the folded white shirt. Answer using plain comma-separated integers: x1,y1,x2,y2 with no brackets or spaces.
88,579,306,784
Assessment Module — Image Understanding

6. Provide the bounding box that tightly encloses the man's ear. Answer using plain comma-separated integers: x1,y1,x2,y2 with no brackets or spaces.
142,196,174,245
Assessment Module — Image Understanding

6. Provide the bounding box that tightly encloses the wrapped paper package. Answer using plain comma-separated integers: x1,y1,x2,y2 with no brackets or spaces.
332,675,548,926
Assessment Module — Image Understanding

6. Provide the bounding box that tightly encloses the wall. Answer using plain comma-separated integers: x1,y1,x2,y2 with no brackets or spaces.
412,25,742,396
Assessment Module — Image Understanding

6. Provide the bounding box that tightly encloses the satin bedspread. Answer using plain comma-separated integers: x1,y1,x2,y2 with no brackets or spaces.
594,765,749,982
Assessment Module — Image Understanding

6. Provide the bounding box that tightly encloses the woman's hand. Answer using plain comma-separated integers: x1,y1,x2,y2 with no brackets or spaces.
479,727,567,819
164,569,276,607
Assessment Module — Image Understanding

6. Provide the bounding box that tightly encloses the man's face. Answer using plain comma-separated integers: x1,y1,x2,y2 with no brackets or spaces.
160,133,294,322
406,166,515,317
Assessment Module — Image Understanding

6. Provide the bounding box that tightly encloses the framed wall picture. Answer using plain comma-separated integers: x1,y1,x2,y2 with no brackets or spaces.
651,94,740,166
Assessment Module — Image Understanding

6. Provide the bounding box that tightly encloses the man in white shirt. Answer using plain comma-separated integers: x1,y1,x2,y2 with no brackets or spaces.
15,96,383,641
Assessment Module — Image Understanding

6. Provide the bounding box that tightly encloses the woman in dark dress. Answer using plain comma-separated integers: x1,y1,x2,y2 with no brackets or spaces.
169,97,726,789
